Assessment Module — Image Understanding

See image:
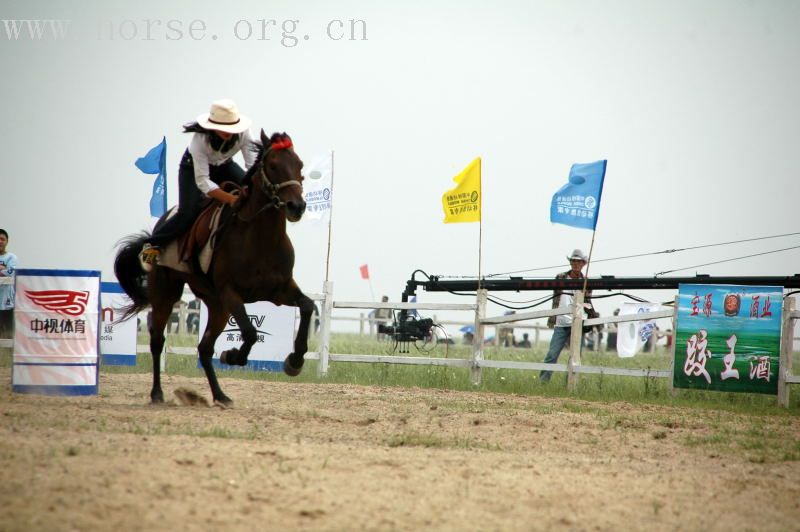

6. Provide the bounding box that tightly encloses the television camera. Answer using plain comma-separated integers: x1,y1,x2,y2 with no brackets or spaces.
377,312,436,353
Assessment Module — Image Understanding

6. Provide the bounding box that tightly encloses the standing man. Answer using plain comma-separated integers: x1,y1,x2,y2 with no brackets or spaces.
373,295,392,340
540,249,592,383
0,229,18,338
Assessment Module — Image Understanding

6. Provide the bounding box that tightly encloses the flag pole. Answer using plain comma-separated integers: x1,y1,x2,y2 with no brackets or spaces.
324,150,335,282
477,158,483,290
581,229,597,297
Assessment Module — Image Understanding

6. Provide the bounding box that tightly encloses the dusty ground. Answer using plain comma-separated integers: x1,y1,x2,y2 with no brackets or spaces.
1,369,799,532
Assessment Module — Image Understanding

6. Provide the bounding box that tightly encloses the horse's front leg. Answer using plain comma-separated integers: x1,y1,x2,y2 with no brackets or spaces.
218,288,257,367
284,282,314,377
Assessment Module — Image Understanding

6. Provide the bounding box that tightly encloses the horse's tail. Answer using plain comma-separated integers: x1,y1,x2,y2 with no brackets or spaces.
113,232,151,322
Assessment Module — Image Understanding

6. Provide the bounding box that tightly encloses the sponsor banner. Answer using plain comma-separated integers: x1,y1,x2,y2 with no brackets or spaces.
13,269,101,395
673,284,782,395
100,282,138,366
199,300,295,372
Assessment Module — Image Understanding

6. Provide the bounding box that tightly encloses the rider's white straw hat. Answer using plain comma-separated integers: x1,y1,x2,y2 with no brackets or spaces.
196,99,252,134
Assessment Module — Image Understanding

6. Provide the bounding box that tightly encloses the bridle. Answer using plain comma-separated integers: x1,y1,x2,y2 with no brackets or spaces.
236,140,303,221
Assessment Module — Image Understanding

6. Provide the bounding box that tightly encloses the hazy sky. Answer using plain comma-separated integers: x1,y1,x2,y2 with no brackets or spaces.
3,0,799,334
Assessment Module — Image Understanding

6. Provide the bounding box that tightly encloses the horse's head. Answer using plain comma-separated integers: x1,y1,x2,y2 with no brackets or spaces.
254,130,306,222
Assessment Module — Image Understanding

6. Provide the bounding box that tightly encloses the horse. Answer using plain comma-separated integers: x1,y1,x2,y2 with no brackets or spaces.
113,130,315,407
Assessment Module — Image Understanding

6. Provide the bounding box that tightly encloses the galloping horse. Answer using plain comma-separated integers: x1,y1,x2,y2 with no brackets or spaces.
114,130,314,406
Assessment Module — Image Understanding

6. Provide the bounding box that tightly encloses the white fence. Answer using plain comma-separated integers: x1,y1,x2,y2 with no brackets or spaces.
2,276,798,406
301,287,797,407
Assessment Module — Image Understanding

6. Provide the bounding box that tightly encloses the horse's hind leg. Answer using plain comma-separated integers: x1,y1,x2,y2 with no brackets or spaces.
198,298,233,406
147,271,184,403
284,283,314,377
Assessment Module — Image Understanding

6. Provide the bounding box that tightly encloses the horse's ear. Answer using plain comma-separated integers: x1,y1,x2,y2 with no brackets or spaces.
260,129,269,147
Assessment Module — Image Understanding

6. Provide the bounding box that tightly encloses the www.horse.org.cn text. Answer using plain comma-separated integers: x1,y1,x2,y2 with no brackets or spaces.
1,18,368,47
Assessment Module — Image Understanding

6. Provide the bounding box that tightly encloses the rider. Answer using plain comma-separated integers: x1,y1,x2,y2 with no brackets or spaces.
139,99,257,271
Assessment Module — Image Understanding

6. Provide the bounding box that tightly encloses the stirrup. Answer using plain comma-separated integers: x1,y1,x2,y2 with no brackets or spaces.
139,244,161,272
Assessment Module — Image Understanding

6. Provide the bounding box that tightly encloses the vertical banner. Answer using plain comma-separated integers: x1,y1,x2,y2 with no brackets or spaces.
13,269,101,395
199,300,296,371
302,151,332,224
100,282,138,366
674,284,782,395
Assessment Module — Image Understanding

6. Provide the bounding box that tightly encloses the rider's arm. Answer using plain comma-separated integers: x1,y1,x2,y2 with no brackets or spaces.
189,134,238,206
189,133,219,196
239,129,257,170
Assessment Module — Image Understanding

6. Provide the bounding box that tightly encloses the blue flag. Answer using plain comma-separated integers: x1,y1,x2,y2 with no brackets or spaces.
135,137,167,217
550,159,606,231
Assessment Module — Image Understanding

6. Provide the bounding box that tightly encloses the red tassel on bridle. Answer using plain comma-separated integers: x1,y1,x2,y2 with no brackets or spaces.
271,137,293,150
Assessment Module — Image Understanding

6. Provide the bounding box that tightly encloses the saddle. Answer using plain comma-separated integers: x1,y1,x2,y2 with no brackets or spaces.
178,198,224,263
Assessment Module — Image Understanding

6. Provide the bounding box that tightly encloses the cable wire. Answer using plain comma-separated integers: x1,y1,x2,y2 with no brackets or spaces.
484,231,800,278
654,245,800,276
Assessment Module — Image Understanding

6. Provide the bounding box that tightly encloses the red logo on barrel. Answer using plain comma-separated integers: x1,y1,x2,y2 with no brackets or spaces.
25,290,90,317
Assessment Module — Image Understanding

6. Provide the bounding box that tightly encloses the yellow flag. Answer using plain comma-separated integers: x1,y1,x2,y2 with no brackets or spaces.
442,157,481,223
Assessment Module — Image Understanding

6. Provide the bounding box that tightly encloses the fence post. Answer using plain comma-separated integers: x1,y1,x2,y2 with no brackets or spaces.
178,303,188,335
317,281,334,378
471,289,487,385
778,296,795,408
567,291,585,392
359,313,365,336
534,327,540,347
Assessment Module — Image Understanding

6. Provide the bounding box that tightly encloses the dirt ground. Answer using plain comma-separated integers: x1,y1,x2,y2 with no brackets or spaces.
1,369,799,532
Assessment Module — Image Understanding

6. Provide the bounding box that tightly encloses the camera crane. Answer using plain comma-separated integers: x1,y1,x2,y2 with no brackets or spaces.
378,272,800,350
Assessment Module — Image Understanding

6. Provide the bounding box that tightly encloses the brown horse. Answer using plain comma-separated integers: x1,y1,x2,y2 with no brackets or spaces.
114,130,314,406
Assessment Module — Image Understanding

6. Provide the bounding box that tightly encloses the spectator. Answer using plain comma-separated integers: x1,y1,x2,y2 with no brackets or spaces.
186,298,201,335
498,310,516,347
517,332,532,348
0,229,17,338
540,249,593,383
643,325,660,353
606,308,620,352
664,328,674,350
373,295,392,340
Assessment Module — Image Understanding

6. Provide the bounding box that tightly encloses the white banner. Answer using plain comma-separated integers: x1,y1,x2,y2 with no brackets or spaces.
617,302,664,358
199,300,296,371
13,269,101,394
302,151,332,225
100,282,138,366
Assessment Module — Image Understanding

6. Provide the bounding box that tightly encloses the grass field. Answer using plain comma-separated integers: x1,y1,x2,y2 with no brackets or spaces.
3,331,800,413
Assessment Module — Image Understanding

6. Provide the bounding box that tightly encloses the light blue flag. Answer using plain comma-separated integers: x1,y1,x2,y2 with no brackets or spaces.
135,137,167,217
550,159,607,231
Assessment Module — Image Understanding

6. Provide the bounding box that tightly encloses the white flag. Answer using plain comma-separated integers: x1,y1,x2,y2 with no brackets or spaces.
302,151,332,225
616,302,664,358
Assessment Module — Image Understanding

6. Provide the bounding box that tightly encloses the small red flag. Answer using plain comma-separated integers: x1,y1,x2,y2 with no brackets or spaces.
359,264,370,280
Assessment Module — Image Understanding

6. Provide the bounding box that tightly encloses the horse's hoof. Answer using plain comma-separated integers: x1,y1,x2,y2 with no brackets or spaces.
283,356,303,377
213,396,233,409
220,349,242,366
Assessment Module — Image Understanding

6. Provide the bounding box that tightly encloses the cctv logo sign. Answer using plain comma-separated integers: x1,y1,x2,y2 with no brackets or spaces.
199,300,296,371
